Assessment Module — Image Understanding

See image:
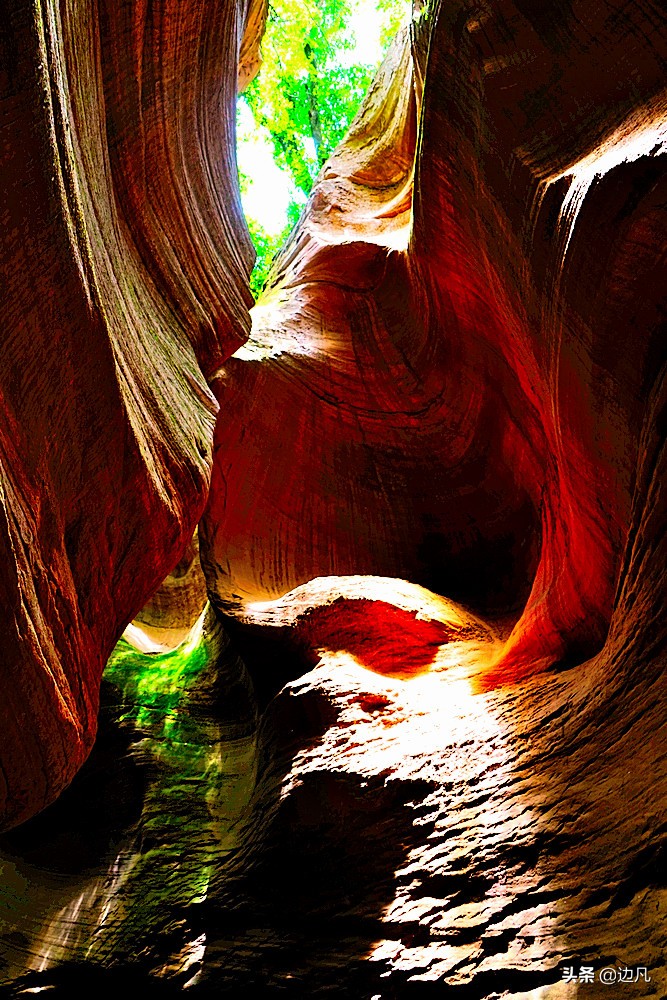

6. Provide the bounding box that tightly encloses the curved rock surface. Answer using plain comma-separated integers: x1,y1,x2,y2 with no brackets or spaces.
202,0,666,689
0,0,666,996
0,0,257,828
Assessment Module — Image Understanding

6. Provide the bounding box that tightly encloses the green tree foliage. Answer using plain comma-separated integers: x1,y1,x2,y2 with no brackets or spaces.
244,205,301,297
240,0,410,297
377,0,413,46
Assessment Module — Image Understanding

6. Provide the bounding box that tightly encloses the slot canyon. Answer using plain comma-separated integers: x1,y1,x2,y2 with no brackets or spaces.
0,0,665,995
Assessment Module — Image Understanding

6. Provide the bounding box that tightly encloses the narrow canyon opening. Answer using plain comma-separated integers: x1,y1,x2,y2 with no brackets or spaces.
237,0,413,296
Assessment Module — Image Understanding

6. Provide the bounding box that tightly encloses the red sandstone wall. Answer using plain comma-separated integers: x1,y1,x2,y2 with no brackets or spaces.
201,0,667,690
0,0,258,829
0,0,665,841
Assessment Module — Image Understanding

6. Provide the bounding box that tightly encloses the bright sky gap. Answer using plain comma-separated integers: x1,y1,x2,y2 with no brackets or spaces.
236,0,411,291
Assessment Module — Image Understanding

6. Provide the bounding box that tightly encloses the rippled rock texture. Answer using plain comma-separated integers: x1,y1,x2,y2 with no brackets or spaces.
0,0,257,828
1,0,666,996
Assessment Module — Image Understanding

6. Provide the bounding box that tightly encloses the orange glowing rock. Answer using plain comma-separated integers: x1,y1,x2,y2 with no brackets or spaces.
201,2,667,696
225,575,501,681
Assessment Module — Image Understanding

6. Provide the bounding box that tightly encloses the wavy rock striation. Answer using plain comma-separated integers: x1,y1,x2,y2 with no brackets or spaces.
0,0,258,829
202,0,667,689
196,0,667,990
0,0,665,995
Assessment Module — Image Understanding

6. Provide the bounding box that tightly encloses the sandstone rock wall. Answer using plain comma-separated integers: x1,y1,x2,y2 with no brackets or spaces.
0,0,665,993
202,0,667,690
0,0,258,829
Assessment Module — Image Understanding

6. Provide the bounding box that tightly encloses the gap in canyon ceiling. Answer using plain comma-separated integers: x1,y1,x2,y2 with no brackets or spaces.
237,0,413,297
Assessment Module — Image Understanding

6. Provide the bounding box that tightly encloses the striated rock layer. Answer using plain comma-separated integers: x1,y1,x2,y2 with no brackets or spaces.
202,0,667,690
196,0,667,991
0,0,665,996
0,0,259,828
